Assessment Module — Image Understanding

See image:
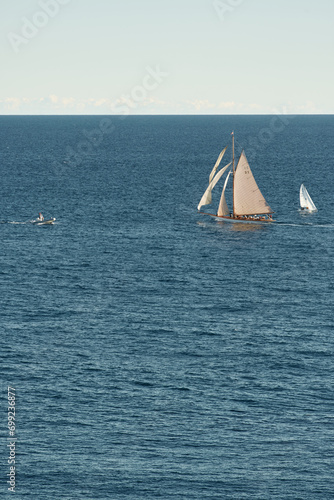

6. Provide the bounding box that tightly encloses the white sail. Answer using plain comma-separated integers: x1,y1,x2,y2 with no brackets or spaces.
197,163,231,211
300,184,317,212
217,170,232,216
209,146,227,182
233,151,272,215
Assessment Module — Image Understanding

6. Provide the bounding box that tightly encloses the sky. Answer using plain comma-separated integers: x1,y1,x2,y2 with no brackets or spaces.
1,0,333,115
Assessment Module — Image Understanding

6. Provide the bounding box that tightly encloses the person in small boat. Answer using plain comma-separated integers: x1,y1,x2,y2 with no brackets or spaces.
37,212,44,221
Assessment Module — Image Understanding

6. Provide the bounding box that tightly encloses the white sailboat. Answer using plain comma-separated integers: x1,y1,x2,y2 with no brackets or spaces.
299,184,317,212
198,133,274,222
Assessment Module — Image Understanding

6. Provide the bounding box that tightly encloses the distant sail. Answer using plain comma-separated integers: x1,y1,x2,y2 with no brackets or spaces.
209,147,227,182
233,151,272,215
197,163,231,211
217,170,231,216
300,184,317,212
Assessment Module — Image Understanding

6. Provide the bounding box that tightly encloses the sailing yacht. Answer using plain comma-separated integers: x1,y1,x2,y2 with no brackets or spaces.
299,184,317,212
198,133,274,222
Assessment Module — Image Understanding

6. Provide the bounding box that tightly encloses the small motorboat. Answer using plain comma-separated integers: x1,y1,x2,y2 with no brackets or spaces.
31,213,56,225
32,217,56,225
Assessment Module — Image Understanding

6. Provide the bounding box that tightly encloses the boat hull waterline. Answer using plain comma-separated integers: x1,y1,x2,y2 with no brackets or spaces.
199,212,275,223
32,218,56,225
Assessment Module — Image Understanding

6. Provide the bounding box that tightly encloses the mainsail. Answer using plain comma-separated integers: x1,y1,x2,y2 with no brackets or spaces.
233,151,272,215
197,163,231,211
217,170,231,216
300,184,317,211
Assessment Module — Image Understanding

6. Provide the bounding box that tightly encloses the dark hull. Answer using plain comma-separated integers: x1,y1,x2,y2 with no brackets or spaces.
199,212,274,223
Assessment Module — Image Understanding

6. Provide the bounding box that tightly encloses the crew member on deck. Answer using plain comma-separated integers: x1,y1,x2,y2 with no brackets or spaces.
38,212,44,221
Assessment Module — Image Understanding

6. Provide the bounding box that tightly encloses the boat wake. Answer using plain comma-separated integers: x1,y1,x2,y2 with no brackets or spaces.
2,220,58,226
0,221,28,224
276,222,334,228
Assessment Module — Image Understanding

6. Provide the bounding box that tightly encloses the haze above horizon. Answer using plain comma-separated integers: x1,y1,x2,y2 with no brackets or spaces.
1,0,333,115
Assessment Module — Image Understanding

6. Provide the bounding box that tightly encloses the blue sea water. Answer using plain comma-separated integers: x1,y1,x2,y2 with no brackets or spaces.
1,115,333,499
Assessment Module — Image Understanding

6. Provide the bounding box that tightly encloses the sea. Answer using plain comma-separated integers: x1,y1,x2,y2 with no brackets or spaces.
1,115,333,499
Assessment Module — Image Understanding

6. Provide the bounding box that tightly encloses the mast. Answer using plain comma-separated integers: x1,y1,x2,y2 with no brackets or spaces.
232,131,235,173
232,131,235,217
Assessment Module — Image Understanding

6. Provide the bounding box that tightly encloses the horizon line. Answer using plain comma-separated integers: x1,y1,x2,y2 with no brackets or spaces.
0,113,333,117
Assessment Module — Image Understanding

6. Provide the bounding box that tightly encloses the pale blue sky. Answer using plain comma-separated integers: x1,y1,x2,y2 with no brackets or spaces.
1,0,333,114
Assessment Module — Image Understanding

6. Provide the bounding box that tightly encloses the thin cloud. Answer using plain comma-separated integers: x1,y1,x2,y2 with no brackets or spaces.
4,97,21,110
49,94,58,104
0,96,323,115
